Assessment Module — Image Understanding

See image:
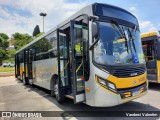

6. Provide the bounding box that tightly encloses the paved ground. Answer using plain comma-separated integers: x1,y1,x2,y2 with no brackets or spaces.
0,72,14,77
0,76,160,120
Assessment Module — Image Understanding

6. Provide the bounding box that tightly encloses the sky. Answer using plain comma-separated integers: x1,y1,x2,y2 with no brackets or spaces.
0,0,160,37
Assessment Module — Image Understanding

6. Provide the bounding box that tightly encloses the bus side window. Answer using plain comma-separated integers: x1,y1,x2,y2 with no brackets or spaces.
49,31,57,58
41,37,49,60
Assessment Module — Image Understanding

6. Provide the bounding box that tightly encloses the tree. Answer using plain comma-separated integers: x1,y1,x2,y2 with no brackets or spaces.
35,32,44,38
13,32,33,50
0,33,9,40
0,49,7,61
7,49,16,58
33,25,40,37
0,37,2,45
1,39,9,49
0,33,9,49
0,33,9,65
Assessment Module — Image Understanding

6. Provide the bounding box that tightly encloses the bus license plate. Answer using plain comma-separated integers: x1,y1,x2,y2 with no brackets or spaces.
132,90,141,97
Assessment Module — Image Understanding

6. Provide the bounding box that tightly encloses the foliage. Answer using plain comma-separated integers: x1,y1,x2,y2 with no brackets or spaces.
13,32,33,50
3,58,15,63
35,32,44,38
0,37,2,45
3,49,16,63
0,33,9,40
0,33,9,65
1,39,9,49
7,49,16,59
33,25,40,37
0,49,6,58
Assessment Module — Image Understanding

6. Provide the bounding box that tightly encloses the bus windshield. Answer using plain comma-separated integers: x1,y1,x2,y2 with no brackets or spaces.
94,22,145,65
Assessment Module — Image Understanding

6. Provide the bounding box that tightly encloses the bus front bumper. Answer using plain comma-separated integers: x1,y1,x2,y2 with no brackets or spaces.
93,82,148,107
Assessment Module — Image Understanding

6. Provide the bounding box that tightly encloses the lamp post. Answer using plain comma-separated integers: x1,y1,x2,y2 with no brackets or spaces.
39,12,47,32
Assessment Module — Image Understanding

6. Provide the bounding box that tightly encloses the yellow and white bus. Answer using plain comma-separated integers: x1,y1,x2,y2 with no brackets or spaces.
141,31,160,83
15,3,147,107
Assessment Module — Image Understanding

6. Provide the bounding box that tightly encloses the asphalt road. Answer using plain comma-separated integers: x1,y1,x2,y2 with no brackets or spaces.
0,76,160,120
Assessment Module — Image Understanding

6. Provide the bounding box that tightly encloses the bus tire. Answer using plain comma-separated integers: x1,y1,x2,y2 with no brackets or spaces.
51,75,65,103
51,75,57,97
55,81,65,103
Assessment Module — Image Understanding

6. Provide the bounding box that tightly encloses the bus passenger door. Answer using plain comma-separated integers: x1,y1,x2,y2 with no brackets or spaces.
24,49,28,81
142,41,157,81
70,20,89,103
28,48,33,83
57,29,71,99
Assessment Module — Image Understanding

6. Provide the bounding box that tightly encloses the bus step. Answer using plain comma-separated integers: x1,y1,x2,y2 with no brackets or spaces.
148,79,157,82
147,69,156,74
147,75,157,80
147,74,157,76
65,94,74,99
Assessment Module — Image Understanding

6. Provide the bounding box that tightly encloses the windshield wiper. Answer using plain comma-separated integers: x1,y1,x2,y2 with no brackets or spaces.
111,20,129,53
128,26,137,52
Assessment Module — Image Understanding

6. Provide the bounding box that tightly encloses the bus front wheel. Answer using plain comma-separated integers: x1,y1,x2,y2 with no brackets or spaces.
51,75,65,103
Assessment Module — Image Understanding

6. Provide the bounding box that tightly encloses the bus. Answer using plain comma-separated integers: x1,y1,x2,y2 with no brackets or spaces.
141,31,160,83
15,3,147,107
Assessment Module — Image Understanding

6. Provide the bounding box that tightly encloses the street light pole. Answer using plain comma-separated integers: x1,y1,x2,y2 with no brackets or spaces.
39,12,47,32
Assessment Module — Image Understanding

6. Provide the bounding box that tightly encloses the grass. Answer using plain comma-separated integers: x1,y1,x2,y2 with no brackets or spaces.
0,67,15,72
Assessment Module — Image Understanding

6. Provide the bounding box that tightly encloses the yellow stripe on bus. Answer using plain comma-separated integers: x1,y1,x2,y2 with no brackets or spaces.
107,73,147,89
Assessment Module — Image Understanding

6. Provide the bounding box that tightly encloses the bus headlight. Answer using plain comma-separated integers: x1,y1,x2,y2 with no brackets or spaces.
107,82,117,92
97,76,117,92
98,77,106,86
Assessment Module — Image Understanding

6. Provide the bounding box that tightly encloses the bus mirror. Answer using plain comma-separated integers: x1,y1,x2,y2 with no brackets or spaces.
92,22,99,38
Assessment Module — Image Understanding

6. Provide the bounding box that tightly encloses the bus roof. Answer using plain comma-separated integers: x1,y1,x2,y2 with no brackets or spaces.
141,31,160,39
16,3,137,54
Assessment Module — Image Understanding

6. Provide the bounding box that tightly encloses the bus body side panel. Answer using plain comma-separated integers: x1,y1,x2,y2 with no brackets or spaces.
32,60,44,88
32,58,58,90
43,58,58,90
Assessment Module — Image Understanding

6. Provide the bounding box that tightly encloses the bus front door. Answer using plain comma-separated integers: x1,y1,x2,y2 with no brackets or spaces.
70,20,89,103
57,29,71,99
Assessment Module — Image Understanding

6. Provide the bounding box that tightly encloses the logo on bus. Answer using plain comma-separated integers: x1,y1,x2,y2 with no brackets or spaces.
130,73,138,76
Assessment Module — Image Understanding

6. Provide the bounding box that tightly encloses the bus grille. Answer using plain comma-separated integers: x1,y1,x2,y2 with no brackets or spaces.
113,66,146,78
